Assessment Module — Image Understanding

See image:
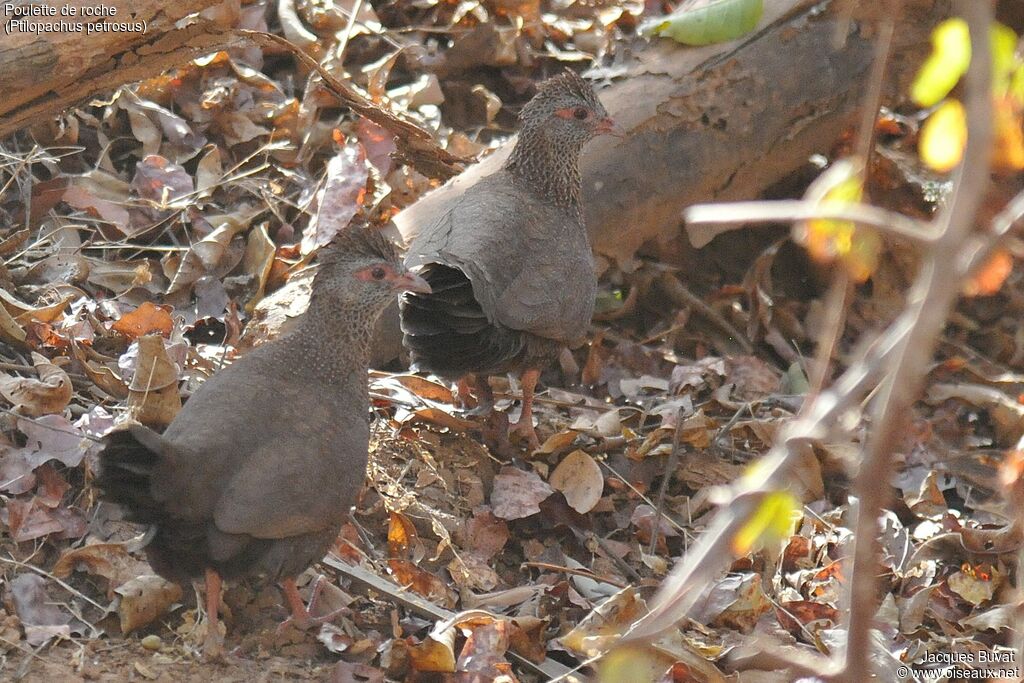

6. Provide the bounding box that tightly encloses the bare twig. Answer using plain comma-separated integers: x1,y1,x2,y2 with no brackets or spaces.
841,3,993,679
685,199,935,245
656,273,753,354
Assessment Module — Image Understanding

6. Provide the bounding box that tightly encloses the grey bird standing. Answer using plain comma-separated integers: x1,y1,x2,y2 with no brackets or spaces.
400,71,620,448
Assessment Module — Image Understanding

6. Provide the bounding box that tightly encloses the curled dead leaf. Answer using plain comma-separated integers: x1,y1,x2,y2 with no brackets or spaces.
0,352,72,416
116,574,183,633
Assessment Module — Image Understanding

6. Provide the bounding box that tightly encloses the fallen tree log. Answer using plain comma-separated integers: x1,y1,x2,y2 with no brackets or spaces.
394,0,947,265
0,0,233,138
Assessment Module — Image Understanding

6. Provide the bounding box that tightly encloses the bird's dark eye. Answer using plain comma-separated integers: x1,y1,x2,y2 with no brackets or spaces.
573,107,589,120
371,266,387,280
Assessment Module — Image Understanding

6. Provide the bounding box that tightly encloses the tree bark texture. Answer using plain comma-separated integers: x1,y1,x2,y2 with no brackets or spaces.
0,0,230,138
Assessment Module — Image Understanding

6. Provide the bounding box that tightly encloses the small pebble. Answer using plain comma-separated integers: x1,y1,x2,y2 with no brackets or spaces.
140,634,162,651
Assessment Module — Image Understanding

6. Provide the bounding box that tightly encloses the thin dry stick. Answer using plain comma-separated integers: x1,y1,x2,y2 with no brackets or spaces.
648,406,686,556
686,200,933,244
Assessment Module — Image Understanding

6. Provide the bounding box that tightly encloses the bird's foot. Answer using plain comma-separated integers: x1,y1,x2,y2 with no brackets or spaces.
509,418,540,451
275,606,350,635
480,410,514,457
201,627,226,662
277,576,350,635
454,377,477,410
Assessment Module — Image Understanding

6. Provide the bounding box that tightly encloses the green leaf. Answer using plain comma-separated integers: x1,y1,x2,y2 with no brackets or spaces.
911,18,970,107
643,0,764,47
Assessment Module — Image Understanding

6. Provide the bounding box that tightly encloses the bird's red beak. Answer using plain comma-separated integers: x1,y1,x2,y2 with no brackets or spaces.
595,116,625,138
392,272,432,294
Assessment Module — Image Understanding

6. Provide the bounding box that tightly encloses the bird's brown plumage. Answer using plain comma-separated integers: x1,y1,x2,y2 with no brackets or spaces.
96,225,429,649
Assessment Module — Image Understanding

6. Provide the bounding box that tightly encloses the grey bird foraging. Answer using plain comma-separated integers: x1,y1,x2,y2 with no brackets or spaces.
96,226,429,657
399,70,621,448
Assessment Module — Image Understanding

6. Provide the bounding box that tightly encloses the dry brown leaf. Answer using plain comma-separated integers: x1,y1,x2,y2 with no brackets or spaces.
0,303,27,345
388,511,424,562
388,560,455,608
456,618,513,678
548,449,604,514
394,374,454,403
490,467,554,520
301,143,369,254
408,622,457,673
560,587,647,657
111,302,174,339
116,574,183,633
460,507,509,560
534,429,579,456
70,343,128,399
242,223,276,311
126,335,181,428
52,543,149,597
448,553,500,592
409,407,475,432
0,352,72,416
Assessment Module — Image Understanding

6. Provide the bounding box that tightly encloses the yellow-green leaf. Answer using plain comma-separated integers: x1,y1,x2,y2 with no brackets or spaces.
732,490,800,556
911,18,970,107
991,22,1019,95
919,99,967,172
643,0,763,47
912,19,1021,106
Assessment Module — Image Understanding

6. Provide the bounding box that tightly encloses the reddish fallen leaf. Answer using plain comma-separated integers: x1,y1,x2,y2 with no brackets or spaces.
111,302,174,339
460,507,509,560
775,600,839,637
457,619,515,679
388,511,423,561
388,559,455,608
331,660,385,683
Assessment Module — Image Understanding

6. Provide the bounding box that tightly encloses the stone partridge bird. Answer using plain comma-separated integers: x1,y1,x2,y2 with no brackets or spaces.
96,227,429,656
400,71,618,447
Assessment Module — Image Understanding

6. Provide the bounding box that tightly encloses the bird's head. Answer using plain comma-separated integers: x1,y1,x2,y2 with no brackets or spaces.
313,226,430,313
519,70,622,145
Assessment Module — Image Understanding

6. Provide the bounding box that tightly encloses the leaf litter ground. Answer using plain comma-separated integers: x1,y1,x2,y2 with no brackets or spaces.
0,3,1021,682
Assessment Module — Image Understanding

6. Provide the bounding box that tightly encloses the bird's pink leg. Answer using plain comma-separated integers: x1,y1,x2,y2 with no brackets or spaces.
509,368,541,449
455,376,476,409
277,576,348,633
203,568,225,660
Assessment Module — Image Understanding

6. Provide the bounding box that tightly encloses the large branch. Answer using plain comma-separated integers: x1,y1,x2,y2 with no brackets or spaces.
394,0,948,264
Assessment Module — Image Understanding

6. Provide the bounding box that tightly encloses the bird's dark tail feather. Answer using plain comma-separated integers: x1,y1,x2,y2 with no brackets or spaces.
400,263,524,376
95,424,169,525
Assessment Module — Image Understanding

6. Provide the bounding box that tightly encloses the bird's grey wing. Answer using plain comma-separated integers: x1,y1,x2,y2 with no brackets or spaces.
407,182,595,341
211,401,369,539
